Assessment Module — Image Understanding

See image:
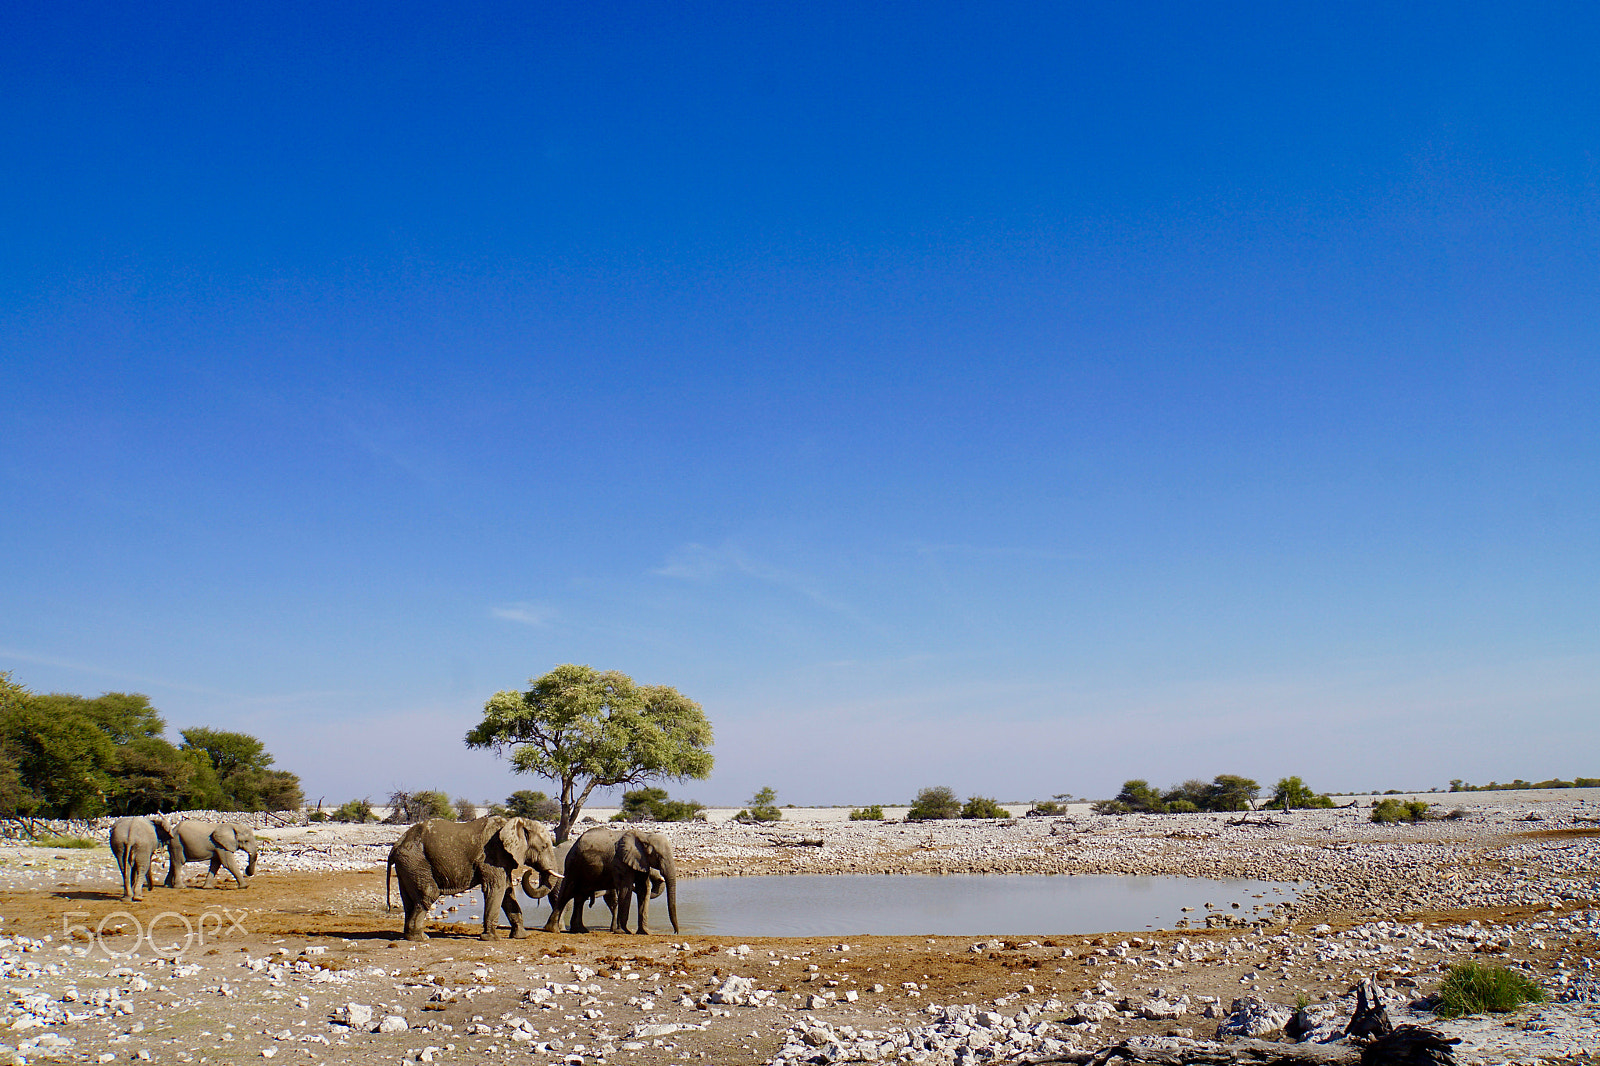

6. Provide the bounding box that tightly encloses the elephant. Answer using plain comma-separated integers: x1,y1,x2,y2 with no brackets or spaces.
541,826,678,935
541,835,665,930
108,813,175,902
386,815,561,941
164,820,258,889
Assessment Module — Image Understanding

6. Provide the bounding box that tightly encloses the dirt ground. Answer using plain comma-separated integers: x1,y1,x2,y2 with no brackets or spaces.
3,802,1598,1065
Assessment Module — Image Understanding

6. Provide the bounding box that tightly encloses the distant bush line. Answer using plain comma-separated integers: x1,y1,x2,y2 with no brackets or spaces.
1450,777,1599,792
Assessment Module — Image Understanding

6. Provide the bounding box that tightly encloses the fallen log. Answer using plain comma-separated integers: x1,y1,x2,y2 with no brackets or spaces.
1029,1026,1459,1066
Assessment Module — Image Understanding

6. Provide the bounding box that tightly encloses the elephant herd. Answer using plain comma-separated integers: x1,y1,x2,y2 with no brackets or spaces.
107,813,681,943
107,813,260,902
387,819,680,941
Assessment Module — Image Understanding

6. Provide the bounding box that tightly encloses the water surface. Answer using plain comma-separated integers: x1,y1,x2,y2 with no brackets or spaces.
468,874,1297,937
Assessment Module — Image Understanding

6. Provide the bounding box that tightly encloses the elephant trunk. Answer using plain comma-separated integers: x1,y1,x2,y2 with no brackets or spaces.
662,857,679,934
520,866,560,900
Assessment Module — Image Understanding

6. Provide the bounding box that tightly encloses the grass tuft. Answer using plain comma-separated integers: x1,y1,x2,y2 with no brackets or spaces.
37,835,100,849
1436,961,1544,1018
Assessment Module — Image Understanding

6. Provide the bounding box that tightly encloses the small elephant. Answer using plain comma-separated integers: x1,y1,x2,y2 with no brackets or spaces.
165,820,258,889
387,816,561,941
108,813,175,902
541,836,664,929
542,826,678,935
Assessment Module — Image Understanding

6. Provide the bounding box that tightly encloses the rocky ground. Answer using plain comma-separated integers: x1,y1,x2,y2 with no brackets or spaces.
0,793,1596,1065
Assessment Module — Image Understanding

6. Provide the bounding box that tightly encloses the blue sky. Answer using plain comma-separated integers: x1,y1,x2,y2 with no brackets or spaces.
3,2,1596,808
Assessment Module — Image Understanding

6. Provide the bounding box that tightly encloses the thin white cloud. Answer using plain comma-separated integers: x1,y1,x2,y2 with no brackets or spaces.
652,542,867,623
490,602,558,627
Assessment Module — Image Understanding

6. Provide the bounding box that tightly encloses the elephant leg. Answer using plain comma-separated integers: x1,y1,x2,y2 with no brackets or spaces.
130,857,147,903
570,890,590,934
540,886,567,934
634,876,650,935
205,856,221,889
498,876,529,939
480,871,525,941
213,848,247,887
116,852,134,902
610,881,631,934
401,880,436,941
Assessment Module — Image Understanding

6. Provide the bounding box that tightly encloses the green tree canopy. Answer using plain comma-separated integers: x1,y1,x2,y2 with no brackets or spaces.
467,664,714,842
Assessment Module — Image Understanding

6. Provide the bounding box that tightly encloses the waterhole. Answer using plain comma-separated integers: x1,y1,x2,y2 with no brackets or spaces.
442,875,1298,937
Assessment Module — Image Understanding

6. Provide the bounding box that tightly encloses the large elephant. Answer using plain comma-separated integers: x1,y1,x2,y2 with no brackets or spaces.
542,826,678,935
165,820,258,889
109,814,175,902
387,816,560,941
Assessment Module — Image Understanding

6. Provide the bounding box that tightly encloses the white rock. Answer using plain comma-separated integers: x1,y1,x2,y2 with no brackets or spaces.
375,1015,408,1034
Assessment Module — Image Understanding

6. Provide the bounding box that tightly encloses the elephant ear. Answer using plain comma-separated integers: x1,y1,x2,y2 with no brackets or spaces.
616,832,648,874
211,826,238,850
496,818,531,866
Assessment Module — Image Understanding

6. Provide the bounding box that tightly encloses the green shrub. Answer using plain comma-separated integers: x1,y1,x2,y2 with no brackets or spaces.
1028,800,1066,816
505,790,561,821
1269,776,1336,810
1091,799,1132,815
1167,798,1199,814
307,810,328,822
332,798,376,823
455,797,480,821
908,786,961,821
1116,780,1168,813
734,787,782,823
849,805,885,820
1436,962,1544,1018
1371,798,1434,823
961,795,1007,819
36,835,99,849
614,786,707,823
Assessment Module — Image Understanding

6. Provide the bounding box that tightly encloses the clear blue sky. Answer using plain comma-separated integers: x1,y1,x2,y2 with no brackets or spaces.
3,2,1596,808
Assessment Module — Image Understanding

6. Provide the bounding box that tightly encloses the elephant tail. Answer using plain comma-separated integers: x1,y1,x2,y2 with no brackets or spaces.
385,850,394,913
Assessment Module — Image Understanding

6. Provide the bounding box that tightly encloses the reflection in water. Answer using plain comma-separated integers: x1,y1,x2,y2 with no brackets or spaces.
490,875,1296,937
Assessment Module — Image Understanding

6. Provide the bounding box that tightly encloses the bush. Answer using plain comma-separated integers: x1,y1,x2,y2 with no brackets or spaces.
1270,776,1336,810
613,787,705,822
961,795,1007,819
849,805,885,820
307,810,328,822
1371,798,1434,823
1091,799,1132,815
1167,798,1199,814
332,798,375,823
1115,780,1167,813
505,790,561,821
1436,962,1545,1018
385,790,453,823
907,786,961,821
455,797,480,821
1028,801,1065,816
734,787,782,823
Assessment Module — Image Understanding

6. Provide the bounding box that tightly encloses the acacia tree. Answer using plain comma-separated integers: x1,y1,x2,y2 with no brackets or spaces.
466,664,713,843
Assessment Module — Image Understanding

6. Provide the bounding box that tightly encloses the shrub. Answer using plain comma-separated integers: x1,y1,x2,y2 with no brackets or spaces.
505,790,561,821
1436,962,1544,1018
332,798,375,823
907,786,961,821
385,790,453,823
1091,799,1132,815
734,787,782,823
307,810,328,822
1028,801,1065,816
1270,776,1336,810
614,787,704,822
1371,798,1434,823
455,797,480,821
1167,798,1200,814
961,795,1007,819
36,835,98,849
849,805,885,820
1115,780,1167,813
